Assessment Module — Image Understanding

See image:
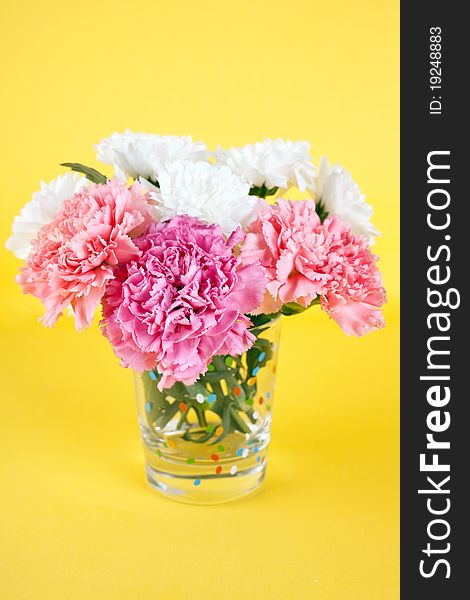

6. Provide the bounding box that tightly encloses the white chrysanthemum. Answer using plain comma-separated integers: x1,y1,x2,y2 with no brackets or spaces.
215,138,316,192
95,130,209,181
142,161,257,235
6,172,88,259
315,157,379,242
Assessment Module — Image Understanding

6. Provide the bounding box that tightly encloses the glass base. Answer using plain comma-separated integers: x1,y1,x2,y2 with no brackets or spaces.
141,430,269,504
145,461,267,505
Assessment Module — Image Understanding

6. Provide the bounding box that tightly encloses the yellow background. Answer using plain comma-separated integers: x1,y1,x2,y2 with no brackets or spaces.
0,1,399,598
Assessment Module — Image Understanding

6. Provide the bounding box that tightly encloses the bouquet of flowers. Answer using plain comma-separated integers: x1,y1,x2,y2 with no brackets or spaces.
6,131,386,502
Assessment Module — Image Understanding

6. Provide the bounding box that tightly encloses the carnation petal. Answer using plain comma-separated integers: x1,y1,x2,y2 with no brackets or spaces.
315,157,379,243
215,138,316,192
6,173,88,259
95,130,209,181
147,160,257,235
321,293,385,336
101,215,263,388
217,316,256,356
72,283,107,331
18,180,153,329
228,262,267,314
241,198,385,328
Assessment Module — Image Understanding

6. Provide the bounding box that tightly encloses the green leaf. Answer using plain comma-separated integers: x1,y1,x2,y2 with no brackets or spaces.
248,312,280,329
61,162,108,184
264,186,279,196
280,302,307,316
200,370,230,383
141,176,160,188
315,201,329,223
249,184,279,198
280,298,321,316
246,336,273,379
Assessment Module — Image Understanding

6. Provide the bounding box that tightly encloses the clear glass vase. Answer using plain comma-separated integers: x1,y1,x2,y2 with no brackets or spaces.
134,316,281,504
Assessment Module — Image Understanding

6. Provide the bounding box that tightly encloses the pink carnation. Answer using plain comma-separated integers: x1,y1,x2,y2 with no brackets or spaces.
17,180,152,330
101,215,266,390
241,199,386,336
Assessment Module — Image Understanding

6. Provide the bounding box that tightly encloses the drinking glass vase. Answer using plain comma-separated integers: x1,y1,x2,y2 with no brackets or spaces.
133,316,281,504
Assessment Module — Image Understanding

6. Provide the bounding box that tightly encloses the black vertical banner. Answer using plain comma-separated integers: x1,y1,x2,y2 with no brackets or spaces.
401,2,467,598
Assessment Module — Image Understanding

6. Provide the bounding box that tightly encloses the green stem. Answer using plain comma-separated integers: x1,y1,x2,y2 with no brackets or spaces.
229,406,251,434
209,378,225,402
212,356,227,371
176,410,188,430
194,404,208,428
156,401,180,429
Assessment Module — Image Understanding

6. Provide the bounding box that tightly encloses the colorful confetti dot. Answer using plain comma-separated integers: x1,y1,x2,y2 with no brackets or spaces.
267,404,272,412
256,455,261,463
261,456,265,463
186,457,195,464
254,446,259,453
258,352,266,362
215,426,223,436
207,394,217,404
167,440,176,448
165,395,176,404
196,393,205,404
266,392,271,399
246,398,254,406
208,364,215,372
145,402,153,412
242,448,249,458
179,402,187,413
149,371,157,381
252,411,259,420
217,445,225,452
211,453,219,462
215,466,222,474
259,397,264,405
225,356,233,367
252,366,260,376
194,479,201,486
236,448,243,457
247,377,256,386
230,465,238,475
233,386,241,397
